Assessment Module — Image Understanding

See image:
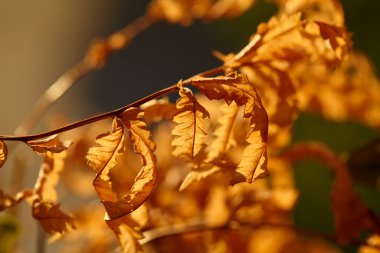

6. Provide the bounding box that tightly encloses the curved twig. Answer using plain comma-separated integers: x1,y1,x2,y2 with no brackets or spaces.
14,15,154,136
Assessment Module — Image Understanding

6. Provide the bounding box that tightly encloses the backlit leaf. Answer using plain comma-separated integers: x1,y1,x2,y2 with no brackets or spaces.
32,201,76,238
191,73,268,183
179,166,221,191
207,102,239,161
27,134,72,154
32,151,75,238
106,215,143,253
172,87,210,159
86,118,125,202
232,99,268,184
0,140,7,168
98,108,156,253
34,151,67,203
275,0,345,26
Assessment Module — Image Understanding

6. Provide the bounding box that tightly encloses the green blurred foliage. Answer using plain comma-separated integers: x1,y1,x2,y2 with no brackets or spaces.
0,214,19,253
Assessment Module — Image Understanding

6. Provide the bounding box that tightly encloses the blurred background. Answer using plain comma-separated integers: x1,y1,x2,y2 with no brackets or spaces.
0,0,379,252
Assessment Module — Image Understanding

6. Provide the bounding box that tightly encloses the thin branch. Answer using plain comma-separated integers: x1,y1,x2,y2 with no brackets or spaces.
141,221,337,246
0,66,224,142
140,221,380,250
14,15,154,136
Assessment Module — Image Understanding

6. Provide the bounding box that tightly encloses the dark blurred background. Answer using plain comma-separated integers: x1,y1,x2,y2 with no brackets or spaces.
0,0,379,252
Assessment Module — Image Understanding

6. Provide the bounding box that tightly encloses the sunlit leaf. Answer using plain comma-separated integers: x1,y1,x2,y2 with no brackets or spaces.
96,108,156,252
207,102,239,161
106,215,143,253
32,201,76,238
32,151,75,238
86,118,125,202
275,0,345,26
0,140,7,168
27,134,72,154
179,166,221,191
34,151,67,203
148,0,255,25
172,87,210,159
191,73,268,183
232,100,268,184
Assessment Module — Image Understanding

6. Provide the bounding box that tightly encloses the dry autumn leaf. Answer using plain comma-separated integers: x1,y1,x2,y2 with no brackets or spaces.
86,118,125,202
27,134,72,154
91,108,156,253
276,0,345,26
32,151,75,237
148,0,255,25
179,166,221,191
207,102,239,161
32,201,76,238
172,86,210,159
34,151,67,203
191,73,268,183
0,140,7,168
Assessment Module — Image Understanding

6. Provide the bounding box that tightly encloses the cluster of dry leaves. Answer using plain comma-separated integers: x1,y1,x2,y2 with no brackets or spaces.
1,0,380,252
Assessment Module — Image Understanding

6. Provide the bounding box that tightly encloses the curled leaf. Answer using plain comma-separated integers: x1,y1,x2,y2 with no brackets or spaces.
86,118,125,202
27,134,72,154
106,107,157,217
32,201,76,238
191,73,268,183
207,102,239,161
32,151,75,238
172,87,210,159
0,140,7,168
34,151,67,203
95,108,156,253
232,99,268,184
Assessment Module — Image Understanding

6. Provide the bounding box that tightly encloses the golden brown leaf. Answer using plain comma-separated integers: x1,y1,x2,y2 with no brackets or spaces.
106,215,144,253
275,0,345,26
97,108,156,252
141,98,178,124
32,151,75,237
0,140,7,168
34,151,67,203
32,201,76,238
27,134,72,154
207,102,239,161
179,166,221,191
172,87,210,159
148,0,255,25
86,118,125,202
232,100,268,184
191,73,268,183
225,14,349,68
